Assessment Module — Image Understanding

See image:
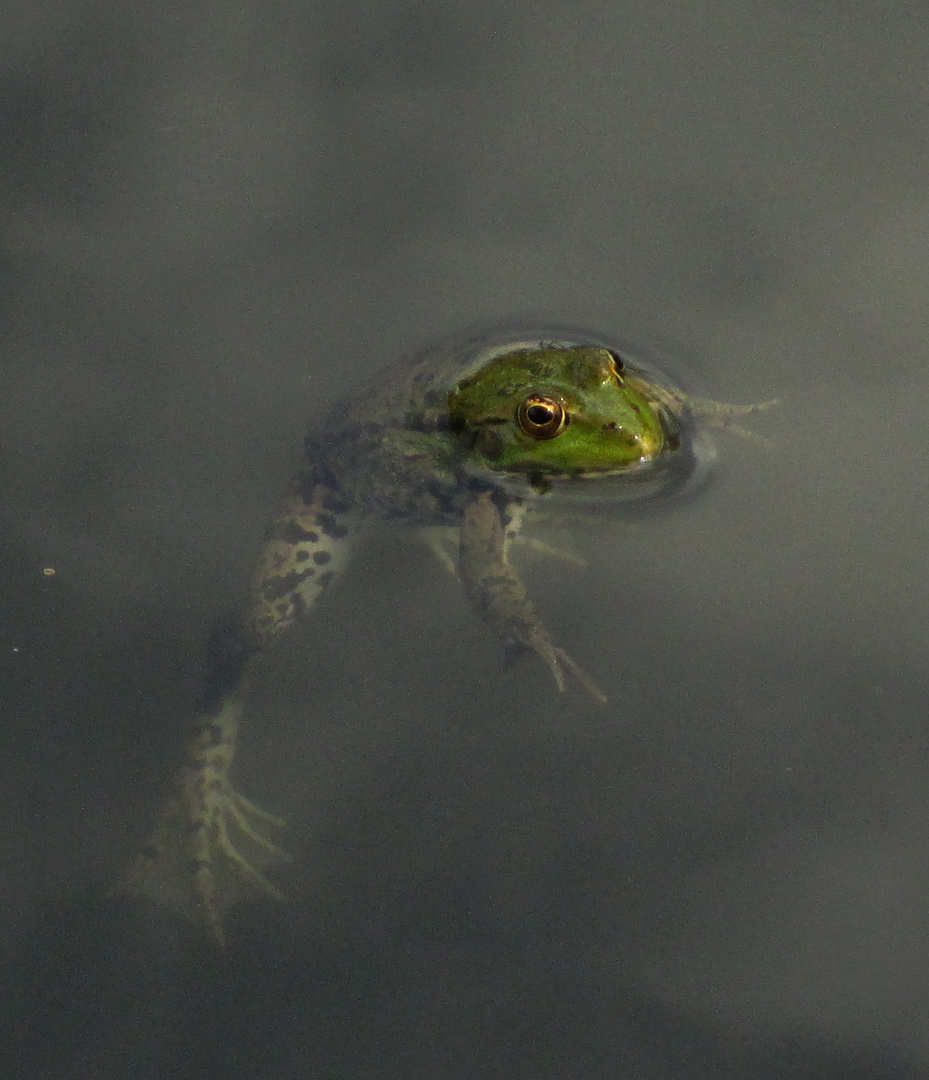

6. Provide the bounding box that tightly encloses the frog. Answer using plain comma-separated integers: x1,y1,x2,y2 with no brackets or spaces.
116,325,774,943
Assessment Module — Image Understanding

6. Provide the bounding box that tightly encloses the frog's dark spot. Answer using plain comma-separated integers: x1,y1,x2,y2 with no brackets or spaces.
261,578,284,601
318,512,350,539
475,429,504,460
297,472,321,501
602,421,618,432
295,550,310,563
405,410,447,434
527,471,551,494
317,570,335,588
279,520,320,545
419,478,458,517
322,489,354,514
263,568,316,602
313,550,332,566
334,421,379,450
489,488,517,517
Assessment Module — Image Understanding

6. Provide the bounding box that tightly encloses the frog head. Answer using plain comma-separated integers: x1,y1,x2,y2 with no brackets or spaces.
447,344,671,477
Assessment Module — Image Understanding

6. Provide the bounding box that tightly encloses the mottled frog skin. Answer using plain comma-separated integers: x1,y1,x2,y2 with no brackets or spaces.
117,326,772,943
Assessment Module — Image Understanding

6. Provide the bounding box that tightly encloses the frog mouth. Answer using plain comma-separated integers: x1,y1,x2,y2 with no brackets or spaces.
543,427,714,511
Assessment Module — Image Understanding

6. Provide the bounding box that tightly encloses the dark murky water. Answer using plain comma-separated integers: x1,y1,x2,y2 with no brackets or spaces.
3,4,929,1077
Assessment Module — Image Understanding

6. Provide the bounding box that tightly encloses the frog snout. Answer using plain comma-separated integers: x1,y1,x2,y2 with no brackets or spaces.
603,422,662,457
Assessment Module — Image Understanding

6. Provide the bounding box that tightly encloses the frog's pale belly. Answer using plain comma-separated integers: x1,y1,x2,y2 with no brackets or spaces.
115,327,773,942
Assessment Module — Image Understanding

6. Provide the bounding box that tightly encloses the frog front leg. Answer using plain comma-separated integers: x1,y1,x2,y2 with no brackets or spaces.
458,488,606,702
117,474,358,944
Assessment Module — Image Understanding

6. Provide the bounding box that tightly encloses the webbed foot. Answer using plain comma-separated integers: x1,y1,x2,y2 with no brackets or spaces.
115,692,289,944
117,773,290,945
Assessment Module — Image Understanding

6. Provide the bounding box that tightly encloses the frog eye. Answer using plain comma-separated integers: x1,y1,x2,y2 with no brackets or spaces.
516,395,567,439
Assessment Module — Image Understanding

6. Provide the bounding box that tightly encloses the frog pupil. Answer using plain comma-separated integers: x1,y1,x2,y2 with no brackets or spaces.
517,396,566,439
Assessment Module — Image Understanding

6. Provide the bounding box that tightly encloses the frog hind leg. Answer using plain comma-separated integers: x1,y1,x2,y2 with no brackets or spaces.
118,674,287,945
115,477,358,944
458,488,606,703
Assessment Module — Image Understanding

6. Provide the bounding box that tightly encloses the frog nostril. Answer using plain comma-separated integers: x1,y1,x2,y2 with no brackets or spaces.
603,421,637,445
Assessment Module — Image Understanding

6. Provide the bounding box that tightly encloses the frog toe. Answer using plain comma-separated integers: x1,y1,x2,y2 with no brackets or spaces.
512,534,587,567
117,781,289,944
551,646,608,703
222,792,291,876
227,788,289,845
513,628,607,703
213,800,289,899
529,635,607,703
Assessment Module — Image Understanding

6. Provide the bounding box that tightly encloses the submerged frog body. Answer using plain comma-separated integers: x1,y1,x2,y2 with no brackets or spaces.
118,326,772,942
